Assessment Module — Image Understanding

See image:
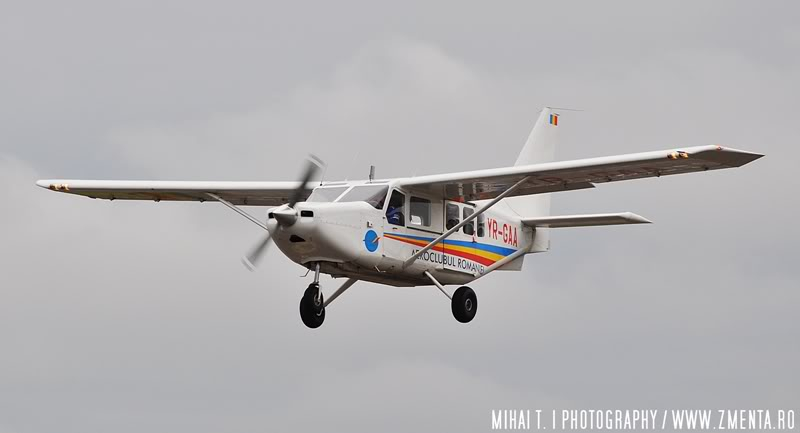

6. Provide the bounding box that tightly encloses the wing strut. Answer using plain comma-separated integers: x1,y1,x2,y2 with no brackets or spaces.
206,193,269,231
402,176,532,268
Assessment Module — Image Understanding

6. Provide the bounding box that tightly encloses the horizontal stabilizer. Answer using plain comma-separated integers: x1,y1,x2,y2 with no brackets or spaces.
521,212,651,228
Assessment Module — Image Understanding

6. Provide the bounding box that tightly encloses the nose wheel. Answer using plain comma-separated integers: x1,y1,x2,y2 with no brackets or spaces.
300,263,325,329
451,286,477,323
300,283,325,328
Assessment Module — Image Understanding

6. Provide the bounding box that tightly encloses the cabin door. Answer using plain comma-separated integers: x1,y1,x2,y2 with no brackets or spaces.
441,200,482,273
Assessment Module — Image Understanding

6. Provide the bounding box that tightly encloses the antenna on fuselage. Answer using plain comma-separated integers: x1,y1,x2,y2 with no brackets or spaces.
369,165,375,183
319,164,327,186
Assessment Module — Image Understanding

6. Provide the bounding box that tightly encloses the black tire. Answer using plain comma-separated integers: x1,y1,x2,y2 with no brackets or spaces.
304,284,324,314
300,284,325,329
451,286,477,323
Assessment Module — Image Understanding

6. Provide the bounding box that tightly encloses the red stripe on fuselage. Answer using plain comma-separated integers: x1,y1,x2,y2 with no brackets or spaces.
385,234,497,266
441,247,495,266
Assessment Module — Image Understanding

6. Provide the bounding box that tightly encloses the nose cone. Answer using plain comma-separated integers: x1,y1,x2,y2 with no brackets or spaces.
272,207,298,225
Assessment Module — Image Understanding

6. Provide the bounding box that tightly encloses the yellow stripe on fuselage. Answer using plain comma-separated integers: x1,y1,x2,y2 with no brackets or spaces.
441,243,505,263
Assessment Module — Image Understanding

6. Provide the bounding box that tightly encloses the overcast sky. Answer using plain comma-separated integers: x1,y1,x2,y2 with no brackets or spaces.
1,1,798,432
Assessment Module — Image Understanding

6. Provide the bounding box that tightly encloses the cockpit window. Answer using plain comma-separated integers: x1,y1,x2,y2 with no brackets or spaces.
307,186,348,203
337,185,389,209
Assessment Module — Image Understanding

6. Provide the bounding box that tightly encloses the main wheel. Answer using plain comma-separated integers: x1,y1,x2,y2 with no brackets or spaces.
451,286,477,323
300,284,325,328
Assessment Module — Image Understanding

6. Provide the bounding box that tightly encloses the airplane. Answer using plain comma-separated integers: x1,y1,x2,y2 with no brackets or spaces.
37,108,763,328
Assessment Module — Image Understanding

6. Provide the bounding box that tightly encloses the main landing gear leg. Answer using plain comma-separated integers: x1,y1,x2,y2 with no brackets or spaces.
424,271,477,324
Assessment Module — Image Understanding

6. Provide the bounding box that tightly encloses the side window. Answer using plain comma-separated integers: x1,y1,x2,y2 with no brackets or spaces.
446,203,460,230
386,190,405,226
477,213,485,237
462,207,474,235
409,197,431,227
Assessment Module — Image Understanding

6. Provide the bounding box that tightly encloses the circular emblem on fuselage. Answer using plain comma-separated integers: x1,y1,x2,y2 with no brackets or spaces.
363,230,380,252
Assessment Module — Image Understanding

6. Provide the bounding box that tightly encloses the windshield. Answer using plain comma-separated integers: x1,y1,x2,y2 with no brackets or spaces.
306,186,348,203
338,185,389,210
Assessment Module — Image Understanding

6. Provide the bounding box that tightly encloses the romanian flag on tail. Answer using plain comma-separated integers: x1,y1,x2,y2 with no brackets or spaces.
549,113,559,126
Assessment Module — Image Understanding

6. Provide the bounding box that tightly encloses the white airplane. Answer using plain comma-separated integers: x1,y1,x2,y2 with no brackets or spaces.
37,108,763,328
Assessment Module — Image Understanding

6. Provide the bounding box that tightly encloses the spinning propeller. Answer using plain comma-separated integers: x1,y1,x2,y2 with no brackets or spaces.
242,155,324,270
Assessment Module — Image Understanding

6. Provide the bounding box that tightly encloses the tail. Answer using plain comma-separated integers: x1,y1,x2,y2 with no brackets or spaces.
504,107,559,252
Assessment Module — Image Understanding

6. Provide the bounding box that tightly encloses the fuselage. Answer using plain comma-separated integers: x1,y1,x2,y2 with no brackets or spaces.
269,179,534,287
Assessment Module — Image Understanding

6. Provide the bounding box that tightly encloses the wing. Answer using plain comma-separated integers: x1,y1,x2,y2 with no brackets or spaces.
35,179,316,206
396,145,763,201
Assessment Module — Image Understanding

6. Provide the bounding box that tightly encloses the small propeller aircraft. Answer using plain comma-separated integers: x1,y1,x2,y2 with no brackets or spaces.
37,108,763,328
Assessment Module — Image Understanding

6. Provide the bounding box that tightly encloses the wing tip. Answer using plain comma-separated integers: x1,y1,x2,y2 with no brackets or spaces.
36,179,75,193
710,145,765,167
622,212,653,224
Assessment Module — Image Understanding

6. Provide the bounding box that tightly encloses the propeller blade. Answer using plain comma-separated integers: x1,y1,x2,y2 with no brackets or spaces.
241,231,272,271
241,155,324,271
289,154,325,208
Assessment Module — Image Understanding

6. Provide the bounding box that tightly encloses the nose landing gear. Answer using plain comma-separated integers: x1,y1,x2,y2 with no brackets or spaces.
298,263,358,329
299,262,325,328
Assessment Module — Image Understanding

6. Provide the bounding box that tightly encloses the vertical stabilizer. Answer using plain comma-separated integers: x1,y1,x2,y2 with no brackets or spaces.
504,107,559,252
